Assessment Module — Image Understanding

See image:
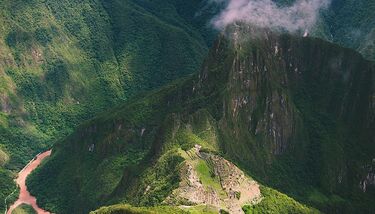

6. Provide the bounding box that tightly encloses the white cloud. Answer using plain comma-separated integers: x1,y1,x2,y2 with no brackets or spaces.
211,0,330,33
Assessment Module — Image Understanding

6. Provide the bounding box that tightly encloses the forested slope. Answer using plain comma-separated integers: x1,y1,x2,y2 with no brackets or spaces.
29,28,374,213
0,0,214,211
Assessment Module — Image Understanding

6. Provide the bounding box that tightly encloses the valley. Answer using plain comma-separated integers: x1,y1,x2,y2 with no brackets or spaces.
27,28,375,213
0,0,374,213
6,150,51,214
0,0,214,212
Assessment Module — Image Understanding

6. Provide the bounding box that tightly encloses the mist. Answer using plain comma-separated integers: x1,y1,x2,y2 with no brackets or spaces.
211,0,331,33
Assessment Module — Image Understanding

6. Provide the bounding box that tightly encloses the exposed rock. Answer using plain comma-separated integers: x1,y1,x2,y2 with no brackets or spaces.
0,148,9,166
360,160,375,192
166,147,261,214
0,94,11,113
141,128,146,137
88,144,95,152
31,47,44,64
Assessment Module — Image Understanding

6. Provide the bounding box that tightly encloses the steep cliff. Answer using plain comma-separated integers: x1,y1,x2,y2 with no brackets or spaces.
28,27,374,213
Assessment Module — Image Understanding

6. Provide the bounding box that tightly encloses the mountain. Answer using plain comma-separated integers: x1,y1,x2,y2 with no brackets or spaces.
259,0,375,61
321,0,375,60
27,26,374,213
0,0,211,167
0,0,218,211
1,0,375,213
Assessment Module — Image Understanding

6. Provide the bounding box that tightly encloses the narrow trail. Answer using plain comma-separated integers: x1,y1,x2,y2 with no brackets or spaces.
6,150,52,214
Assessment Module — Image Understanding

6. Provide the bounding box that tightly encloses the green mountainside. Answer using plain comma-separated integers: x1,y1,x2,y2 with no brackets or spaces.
0,0,215,211
322,0,375,60
28,27,374,213
1,0,375,213
263,0,375,61
0,0,210,168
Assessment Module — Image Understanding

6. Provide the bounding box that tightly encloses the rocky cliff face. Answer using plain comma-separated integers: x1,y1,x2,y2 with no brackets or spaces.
29,27,374,213
205,27,374,213
202,26,374,208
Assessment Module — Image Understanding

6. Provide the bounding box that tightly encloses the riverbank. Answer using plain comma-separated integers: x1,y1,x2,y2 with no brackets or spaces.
6,151,52,214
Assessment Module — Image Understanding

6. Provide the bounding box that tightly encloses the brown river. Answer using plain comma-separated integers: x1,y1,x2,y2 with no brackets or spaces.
6,150,52,214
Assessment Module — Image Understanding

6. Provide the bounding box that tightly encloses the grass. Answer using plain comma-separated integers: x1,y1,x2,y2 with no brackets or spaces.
242,186,321,214
91,204,188,214
182,205,218,214
195,160,222,192
91,204,220,214
11,204,37,214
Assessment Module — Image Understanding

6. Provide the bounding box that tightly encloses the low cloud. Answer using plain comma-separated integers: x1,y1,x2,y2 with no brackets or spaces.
211,0,331,33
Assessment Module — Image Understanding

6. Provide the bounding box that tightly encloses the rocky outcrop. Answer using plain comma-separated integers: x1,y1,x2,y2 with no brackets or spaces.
166,146,261,214
194,26,375,200
360,159,375,192
29,26,375,213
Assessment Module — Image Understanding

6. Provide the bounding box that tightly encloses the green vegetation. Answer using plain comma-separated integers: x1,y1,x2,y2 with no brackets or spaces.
11,204,37,214
1,1,375,214
0,0,215,212
0,168,15,212
5,188,20,213
124,149,185,207
184,205,218,214
195,160,222,192
243,186,320,214
0,147,9,166
306,188,346,211
0,0,211,168
91,204,220,214
91,204,187,214
28,29,375,214
321,0,375,60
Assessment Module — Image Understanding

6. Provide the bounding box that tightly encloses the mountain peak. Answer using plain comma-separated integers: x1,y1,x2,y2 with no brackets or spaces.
27,29,374,213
